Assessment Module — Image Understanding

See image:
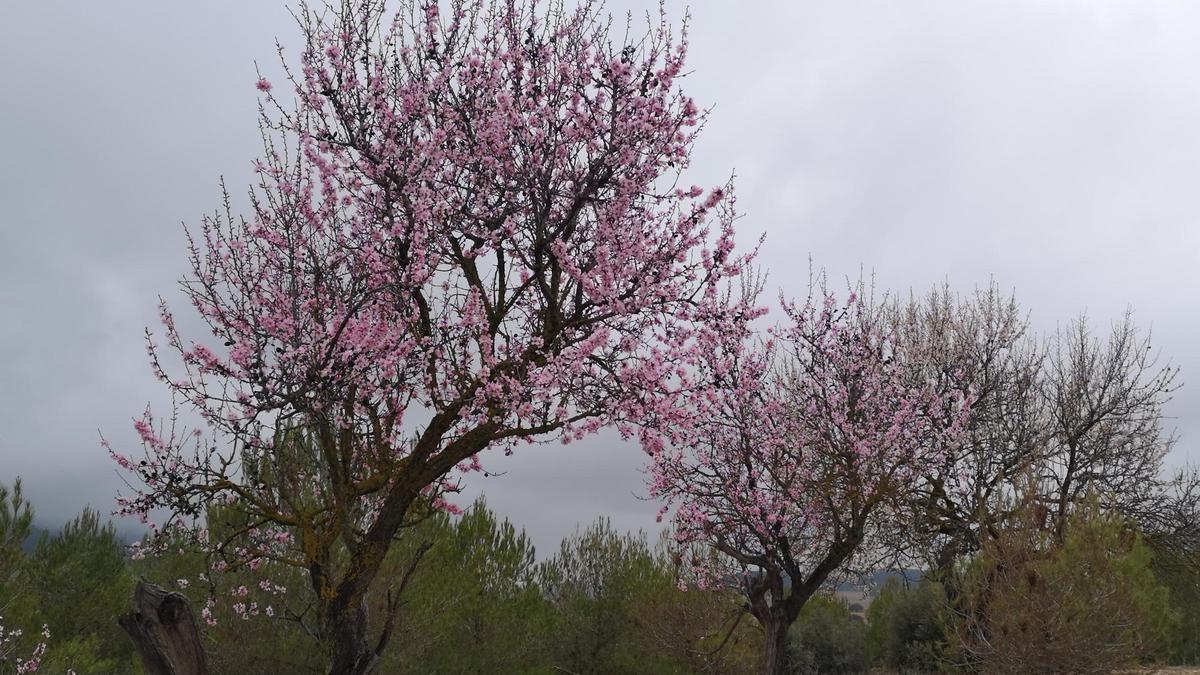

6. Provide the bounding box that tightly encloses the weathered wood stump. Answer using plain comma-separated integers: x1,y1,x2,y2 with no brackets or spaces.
119,579,208,675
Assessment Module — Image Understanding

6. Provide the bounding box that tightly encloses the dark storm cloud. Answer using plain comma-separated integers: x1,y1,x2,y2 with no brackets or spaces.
1,1,1196,553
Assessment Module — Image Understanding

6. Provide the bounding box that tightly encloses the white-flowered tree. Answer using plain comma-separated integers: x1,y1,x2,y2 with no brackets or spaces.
107,1,756,673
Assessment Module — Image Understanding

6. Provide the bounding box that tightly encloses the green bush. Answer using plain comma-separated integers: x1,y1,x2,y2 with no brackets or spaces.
865,578,946,673
0,481,140,674
379,499,555,674
949,495,1173,673
787,594,868,674
31,508,135,674
537,519,684,674
1154,549,1200,665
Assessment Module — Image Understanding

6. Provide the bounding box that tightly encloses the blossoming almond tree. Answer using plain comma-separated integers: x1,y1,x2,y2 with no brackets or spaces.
107,1,755,672
648,287,970,675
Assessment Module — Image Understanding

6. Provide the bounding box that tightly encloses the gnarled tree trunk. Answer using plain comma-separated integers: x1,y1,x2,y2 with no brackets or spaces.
119,579,208,675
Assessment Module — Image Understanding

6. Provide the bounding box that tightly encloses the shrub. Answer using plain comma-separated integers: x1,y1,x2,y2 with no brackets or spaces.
1154,549,1200,664
787,594,868,674
865,578,947,673
949,495,1172,674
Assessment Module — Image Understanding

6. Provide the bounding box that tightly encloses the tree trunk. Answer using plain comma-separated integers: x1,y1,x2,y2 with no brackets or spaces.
325,591,377,675
119,580,208,675
761,616,790,675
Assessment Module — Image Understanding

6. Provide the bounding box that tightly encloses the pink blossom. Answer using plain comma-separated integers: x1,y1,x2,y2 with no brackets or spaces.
645,284,970,618
106,0,754,656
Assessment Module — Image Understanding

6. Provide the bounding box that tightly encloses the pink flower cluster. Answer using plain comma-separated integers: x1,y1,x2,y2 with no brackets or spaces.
647,287,971,588
108,0,755,630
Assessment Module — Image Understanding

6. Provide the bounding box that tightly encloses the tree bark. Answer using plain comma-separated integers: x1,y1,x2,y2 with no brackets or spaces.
119,580,208,675
316,431,492,675
761,616,790,675
324,595,376,675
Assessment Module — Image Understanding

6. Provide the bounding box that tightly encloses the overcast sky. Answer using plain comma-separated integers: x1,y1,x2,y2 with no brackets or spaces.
1,1,1197,553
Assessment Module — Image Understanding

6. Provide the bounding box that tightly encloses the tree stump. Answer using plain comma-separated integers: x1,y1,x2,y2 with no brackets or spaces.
119,579,208,675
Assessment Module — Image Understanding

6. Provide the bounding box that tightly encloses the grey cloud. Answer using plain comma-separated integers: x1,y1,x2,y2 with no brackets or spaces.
1,1,1196,549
